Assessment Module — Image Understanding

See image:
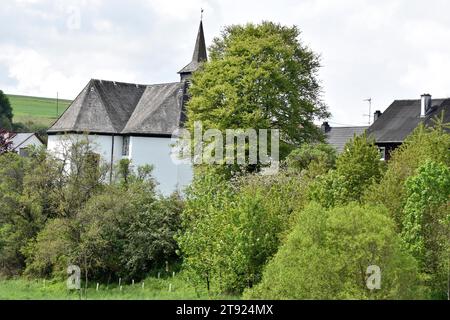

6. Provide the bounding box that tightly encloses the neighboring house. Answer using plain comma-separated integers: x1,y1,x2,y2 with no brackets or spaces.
368,94,450,161
321,122,368,153
47,21,208,195
3,132,45,156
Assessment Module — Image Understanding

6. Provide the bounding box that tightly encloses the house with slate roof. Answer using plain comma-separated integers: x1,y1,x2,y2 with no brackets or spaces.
321,122,368,153
1,132,44,156
368,94,450,161
47,21,208,194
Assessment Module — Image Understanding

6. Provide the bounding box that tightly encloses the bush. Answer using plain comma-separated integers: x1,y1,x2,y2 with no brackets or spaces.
309,132,384,207
24,164,183,282
365,122,450,228
245,203,422,300
401,160,450,298
177,168,310,294
285,142,336,176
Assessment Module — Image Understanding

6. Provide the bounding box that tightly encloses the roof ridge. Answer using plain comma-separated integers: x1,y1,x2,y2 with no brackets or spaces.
330,126,368,128
73,80,95,130
92,78,180,88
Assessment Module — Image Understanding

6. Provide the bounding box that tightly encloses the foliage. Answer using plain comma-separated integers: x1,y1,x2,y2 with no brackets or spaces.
24,159,183,282
285,142,336,176
0,90,13,130
0,129,13,154
309,132,385,207
365,122,450,228
401,160,450,298
245,203,422,300
177,168,309,294
186,22,328,175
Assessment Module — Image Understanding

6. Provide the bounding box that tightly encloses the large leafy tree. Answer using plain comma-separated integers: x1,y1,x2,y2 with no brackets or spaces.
0,90,13,130
186,22,329,173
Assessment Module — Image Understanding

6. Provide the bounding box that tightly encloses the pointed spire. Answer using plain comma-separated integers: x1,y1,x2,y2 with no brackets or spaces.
178,19,208,80
192,20,207,63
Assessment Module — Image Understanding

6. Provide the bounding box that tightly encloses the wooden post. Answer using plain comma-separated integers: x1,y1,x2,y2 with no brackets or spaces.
169,284,172,292
119,278,121,287
142,282,145,289
96,283,99,291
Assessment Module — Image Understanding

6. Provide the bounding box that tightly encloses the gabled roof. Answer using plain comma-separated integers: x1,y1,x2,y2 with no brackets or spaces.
48,79,186,136
5,132,44,150
326,126,368,153
368,98,450,143
178,21,208,75
122,82,184,135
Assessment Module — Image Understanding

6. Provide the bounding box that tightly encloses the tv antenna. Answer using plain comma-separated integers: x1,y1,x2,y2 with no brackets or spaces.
363,98,372,125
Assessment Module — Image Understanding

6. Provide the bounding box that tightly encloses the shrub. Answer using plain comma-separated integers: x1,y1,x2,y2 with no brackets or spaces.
177,169,310,294
401,160,450,299
365,122,450,228
245,203,422,300
285,142,336,176
309,132,384,207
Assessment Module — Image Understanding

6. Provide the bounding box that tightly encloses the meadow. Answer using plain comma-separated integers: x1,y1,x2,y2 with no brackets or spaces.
7,94,72,127
0,274,238,300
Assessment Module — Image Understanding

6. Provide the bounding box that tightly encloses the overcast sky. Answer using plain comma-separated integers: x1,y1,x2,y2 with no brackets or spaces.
1,0,449,126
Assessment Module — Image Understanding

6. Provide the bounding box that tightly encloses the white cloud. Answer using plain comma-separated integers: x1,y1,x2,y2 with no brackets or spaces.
1,0,450,125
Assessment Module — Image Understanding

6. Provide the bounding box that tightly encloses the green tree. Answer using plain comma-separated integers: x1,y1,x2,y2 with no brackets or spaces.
365,120,450,228
401,160,450,299
186,22,329,174
177,169,309,294
245,203,422,300
176,170,234,293
285,142,336,176
1,139,107,277
309,132,384,207
0,91,13,130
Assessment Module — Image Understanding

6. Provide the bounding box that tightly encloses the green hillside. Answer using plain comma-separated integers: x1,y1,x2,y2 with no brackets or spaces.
7,94,72,127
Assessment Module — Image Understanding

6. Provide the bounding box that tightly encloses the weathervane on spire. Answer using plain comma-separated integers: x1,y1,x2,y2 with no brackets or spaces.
201,8,204,21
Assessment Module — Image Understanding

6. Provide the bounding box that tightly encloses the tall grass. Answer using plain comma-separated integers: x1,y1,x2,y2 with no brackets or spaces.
0,274,241,300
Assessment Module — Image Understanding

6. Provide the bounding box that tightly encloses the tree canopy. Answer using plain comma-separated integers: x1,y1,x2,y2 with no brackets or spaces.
0,91,13,130
186,22,329,174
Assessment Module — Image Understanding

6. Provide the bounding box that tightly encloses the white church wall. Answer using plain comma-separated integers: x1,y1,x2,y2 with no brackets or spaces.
129,136,193,195
47,134,193,195
47,134,122,164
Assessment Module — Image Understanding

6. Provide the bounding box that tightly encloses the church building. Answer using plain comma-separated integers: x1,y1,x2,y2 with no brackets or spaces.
47,21,208,194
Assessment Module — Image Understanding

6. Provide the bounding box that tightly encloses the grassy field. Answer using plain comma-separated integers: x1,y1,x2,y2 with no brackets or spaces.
7,94,72,127
0,275,239,300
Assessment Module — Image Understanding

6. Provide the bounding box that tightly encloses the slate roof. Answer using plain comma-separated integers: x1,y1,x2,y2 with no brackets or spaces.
48,79,186,136
326,126,368,153
48,21,207,137
2,133,44,150
368,98,450,143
